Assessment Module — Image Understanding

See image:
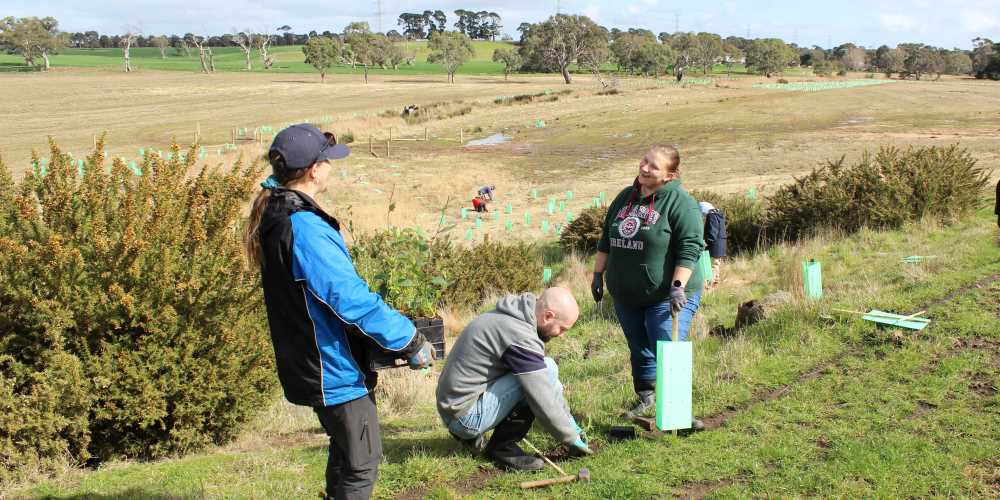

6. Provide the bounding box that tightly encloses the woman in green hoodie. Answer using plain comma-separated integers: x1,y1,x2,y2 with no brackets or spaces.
591,146,705,418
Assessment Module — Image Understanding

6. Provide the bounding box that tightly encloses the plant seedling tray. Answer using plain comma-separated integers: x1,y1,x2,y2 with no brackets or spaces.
369,317,446,370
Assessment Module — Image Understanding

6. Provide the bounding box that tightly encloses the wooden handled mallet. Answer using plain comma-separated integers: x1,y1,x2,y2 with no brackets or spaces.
518,438,592,489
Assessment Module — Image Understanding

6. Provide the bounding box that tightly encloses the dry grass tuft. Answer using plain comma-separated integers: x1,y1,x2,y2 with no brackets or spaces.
374,369,439,420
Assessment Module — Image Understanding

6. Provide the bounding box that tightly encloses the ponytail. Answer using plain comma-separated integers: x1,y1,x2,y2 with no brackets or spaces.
242,150,309,270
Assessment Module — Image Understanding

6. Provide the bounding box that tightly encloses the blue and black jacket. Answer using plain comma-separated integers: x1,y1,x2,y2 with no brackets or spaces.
258,188,421,407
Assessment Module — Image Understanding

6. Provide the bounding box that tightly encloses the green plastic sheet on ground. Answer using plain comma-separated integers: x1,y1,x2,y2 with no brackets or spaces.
656,340,692,431
862,310,931,330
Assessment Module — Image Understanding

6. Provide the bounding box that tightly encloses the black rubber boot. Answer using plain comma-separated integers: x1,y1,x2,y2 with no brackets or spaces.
623,379,656,418
485,403,544,471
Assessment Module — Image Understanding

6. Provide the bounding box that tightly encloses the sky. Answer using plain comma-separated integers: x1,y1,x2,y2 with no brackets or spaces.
6,0,999,49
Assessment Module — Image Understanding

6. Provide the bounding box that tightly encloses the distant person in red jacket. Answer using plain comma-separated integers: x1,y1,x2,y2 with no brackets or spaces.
473,195,488,213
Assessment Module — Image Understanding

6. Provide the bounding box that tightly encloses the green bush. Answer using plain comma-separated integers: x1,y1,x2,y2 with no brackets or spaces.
766,145,989,240
352,229,542,314
559,205,608,254
0,139,276,482
441,240,543,308
689,190,767,254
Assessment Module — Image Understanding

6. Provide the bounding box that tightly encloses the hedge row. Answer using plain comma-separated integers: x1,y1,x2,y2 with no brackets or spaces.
563,145,989,256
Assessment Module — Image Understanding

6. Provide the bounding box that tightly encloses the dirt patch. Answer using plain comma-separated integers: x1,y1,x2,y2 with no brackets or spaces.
970,375,998,397
671,479,738,499
394,466,501,500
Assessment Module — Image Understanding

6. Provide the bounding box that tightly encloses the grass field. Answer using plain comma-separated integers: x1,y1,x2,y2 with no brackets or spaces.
12,206,999,499
0,42,810,78
2,61,1000,498
2,67,997,241
0,41,518,76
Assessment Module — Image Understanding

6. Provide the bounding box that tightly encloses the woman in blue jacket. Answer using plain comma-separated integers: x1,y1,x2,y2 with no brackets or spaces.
243,124,433,500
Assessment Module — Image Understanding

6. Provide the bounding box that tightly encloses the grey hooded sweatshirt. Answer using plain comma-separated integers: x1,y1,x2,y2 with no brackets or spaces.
436,293,579,445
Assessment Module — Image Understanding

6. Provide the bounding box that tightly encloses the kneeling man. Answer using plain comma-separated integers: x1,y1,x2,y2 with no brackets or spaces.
436,287,592,471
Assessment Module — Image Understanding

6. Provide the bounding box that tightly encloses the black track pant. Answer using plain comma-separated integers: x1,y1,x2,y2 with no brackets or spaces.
314,394,382,500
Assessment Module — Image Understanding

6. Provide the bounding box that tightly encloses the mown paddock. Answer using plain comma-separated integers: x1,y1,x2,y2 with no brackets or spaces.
1,69,999,244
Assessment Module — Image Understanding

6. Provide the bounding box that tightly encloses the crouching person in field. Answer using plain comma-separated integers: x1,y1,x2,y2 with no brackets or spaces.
244,124,434,500
436,287,593,471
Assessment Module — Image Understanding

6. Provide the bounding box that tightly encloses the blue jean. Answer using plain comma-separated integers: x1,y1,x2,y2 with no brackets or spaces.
614,293,701,385
443,357,563,439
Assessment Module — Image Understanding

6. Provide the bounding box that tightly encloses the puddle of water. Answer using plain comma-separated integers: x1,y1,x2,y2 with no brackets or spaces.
844,116,875,125
465,134,511,147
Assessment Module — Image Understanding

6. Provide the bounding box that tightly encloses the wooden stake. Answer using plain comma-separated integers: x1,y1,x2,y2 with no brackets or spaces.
424,127,428,141
460,128,463,142
521,439,566,476
671,311,679,437
369,135,373,155
386,139,390,158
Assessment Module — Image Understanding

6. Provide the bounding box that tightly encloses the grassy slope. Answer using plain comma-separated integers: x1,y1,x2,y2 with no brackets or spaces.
0,43,800,77
0,42,517,75
15,207,1000,499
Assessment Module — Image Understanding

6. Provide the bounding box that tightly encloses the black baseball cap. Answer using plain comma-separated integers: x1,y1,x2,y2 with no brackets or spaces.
270,124,350,169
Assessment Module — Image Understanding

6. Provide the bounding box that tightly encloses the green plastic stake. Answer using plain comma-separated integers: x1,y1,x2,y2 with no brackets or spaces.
439,215,446,226
531,189,538,199
505,203,513,214
542,220,550,233
555,223,562,233
542,267,553,284
802,259,822,299
565,212,573,222
566,191,574,200
524,213,532,225
505,220,513,231
698,250,713,284
599,191,606,202
746,187,757,200
461,208,468,220
656,340,693,431
475,218,482,229
492,211,499,221
547,200,555,215
593,197,601,208
464,228,474,240
559,201,566,212
138,148,145,156
536,119,546,128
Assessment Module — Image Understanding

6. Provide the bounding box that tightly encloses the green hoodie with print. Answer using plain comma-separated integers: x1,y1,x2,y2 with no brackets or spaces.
598,179,704,308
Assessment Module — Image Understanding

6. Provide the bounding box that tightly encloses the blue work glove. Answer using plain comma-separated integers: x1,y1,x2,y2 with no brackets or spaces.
568,415,587,445
407,339,434,370
591,272,604,303
568,437,594,457
669,280,686,314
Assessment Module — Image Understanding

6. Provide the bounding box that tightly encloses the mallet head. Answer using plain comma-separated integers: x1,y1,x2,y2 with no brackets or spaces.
577,467,591,483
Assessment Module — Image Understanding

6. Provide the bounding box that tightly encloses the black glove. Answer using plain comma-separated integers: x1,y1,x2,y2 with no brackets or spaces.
591,272,604,303
668,280,686,314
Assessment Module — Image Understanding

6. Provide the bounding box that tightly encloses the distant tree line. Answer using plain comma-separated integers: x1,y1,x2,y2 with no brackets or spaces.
2,12,999,81
397,10,502,40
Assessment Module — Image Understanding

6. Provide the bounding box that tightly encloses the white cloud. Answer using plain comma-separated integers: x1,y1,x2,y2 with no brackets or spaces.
960,12,1000,32
879,13,917,31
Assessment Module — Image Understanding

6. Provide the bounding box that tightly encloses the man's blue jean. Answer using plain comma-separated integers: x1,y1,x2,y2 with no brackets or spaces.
443,357,562,439
614,293,702,385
